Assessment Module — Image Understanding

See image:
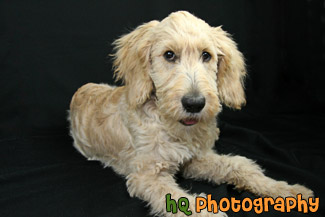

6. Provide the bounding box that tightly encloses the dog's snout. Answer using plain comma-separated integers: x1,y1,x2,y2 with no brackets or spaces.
181,94,206,113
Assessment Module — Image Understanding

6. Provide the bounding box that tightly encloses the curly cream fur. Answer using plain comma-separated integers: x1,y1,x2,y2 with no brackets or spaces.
69,11,313,217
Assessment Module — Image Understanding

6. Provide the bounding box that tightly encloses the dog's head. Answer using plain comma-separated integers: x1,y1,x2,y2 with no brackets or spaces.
112,11,246,126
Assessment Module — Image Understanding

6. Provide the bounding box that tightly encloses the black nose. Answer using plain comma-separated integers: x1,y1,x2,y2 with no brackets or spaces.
181,94,206,113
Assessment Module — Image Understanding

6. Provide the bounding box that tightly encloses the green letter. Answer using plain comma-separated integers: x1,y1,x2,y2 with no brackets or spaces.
178,197,192,216
166,194,177,213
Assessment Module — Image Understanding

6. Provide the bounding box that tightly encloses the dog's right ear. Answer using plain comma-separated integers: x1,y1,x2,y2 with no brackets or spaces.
112,21,159,108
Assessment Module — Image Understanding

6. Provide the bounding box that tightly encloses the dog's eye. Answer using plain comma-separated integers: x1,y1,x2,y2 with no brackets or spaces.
164,51,176,62
202,51,211,62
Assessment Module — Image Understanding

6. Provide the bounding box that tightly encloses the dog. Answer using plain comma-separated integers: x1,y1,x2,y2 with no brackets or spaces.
69,11,313,217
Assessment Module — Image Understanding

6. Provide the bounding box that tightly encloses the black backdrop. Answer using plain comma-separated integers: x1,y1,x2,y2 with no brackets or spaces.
1,0,324,217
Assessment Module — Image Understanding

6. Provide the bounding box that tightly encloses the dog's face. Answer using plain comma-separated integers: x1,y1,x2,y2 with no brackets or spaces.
150,13,222,125
113,11,246,126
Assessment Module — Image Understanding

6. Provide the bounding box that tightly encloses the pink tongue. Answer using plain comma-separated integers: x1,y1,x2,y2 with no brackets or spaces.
184,119,198,125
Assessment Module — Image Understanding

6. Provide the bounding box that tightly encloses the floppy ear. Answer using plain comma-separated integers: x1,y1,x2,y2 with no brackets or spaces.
213,26,247,109
112,21,159,108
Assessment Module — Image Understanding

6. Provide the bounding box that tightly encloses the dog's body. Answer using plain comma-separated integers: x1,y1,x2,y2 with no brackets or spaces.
69,11,313,217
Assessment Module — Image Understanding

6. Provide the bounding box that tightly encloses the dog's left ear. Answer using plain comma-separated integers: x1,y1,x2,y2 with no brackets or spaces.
213,26,247,109
112,20,159,108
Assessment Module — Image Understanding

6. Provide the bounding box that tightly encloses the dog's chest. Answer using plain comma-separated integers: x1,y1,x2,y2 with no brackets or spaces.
128,101,216,170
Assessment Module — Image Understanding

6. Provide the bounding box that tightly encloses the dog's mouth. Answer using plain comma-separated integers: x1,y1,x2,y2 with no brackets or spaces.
179,118,199,126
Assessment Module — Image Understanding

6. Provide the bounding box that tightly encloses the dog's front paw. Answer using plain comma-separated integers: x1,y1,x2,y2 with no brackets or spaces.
270,181,314,199
263,181,314,200
289,184,314,199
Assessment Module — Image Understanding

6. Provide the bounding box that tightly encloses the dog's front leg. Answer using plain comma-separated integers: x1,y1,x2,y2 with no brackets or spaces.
126,169,227,217
182,151,313,199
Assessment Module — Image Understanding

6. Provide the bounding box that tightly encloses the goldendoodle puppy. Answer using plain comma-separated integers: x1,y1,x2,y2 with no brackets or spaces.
69,11,313,217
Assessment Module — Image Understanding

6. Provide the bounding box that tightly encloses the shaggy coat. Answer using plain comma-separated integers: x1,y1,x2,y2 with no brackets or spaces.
69,11,313,217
